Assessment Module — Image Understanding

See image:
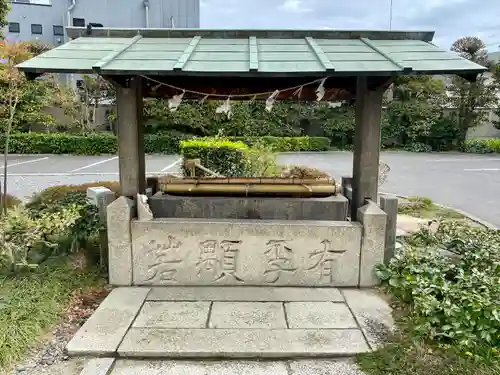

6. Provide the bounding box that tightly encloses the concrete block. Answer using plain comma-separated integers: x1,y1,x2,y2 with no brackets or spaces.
67,287,150,356
133,301,211,329
147,286,345,302
79,358,115,375
380,195,398,265
285,302,358,329
137,194,153,221
131,218,362,287
209,302,286,329
149,194,348,221
343,289,395,349
111,359,289,375
118,328,370,358
107,196,135,285
289,359,366,375
357,202,387,287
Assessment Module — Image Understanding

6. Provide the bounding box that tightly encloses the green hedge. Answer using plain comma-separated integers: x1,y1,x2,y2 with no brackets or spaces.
463,138,500,153
0,133,330,155
180,139,249,177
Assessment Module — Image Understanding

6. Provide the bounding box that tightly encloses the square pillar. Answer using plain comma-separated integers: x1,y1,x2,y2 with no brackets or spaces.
115,76,146,198
351,76,384,220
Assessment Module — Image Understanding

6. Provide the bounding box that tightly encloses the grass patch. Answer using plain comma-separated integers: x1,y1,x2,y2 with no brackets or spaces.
398,196,464,220
358,329,500,375
0,259,104,369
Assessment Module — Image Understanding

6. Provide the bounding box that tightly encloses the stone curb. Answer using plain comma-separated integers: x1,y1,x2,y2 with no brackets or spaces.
380,192,499,230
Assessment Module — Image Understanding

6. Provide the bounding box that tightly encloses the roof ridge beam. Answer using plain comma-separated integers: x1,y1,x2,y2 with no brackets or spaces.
360,37,412,72
92,34,143,73
249,36,259,72
174,36,202,71
305,37,335,72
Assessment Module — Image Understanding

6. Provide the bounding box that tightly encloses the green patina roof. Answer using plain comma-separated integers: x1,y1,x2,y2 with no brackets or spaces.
16,28,486,77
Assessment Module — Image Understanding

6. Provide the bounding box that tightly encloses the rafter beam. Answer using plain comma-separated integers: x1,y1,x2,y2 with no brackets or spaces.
93,34,143,73
305,37,335,72
249,36,259,72
360,37,412,72
174,36,202,71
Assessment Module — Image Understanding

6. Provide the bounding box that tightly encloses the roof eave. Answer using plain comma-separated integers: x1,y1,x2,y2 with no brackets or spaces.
65,27,435,42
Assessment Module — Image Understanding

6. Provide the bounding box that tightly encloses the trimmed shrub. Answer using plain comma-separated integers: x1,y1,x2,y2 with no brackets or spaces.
0,193,22,209
26,181,119,212
463,138,500,154
180,139,249,177
0,133,330,155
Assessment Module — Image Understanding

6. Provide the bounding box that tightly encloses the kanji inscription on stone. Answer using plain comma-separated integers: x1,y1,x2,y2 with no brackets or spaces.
197,240,244,282
305,239,346,283
263,239,298,283
144,235,183,283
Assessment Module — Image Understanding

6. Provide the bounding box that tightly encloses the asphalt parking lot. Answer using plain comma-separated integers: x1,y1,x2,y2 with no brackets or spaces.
2,152,500,227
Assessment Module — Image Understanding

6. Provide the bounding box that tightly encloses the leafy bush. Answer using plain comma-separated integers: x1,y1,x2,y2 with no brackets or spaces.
0,193,21,209
243,141,283,177
26,182,119,264
0,132,330,155
463,138,500,154
180,139,249,177
376,221,500,359
27,181,119,211
403,142,433,153
0,205,81,272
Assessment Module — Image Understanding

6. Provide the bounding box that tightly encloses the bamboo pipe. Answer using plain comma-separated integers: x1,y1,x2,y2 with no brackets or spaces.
158,176,336,186
162,183,336,197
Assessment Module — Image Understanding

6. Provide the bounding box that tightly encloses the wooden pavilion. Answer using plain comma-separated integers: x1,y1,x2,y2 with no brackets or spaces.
17,27,486,218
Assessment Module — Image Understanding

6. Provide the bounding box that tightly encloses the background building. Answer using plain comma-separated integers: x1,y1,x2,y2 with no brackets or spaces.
5,0,200,46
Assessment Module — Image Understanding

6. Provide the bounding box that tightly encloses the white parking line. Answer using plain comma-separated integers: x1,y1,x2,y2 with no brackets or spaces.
429,158,500,162
464,168,500,172
70,156,118,172
0,156,49,169
161,158,183,172
0,171,175,176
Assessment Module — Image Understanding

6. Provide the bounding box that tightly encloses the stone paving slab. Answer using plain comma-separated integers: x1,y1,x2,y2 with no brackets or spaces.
79,358,115,375
147,286,345,302
209,302,287,329
67,287,150,356
289,359,366,374
342,289,394,349
110,359,289,375
108,359,366,375
285,302,358,329
133,301,211,329
118,328,370,358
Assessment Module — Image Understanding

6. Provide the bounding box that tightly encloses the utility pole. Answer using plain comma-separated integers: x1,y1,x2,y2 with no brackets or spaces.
389,0,393,30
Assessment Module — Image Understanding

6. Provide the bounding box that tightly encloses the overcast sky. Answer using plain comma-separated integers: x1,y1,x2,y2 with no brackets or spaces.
200,0,500,51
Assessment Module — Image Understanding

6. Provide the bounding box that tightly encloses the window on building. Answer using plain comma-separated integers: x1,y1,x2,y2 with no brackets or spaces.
72,18,85,27
53,25,64,36
31,24,43,35
8,22,20,33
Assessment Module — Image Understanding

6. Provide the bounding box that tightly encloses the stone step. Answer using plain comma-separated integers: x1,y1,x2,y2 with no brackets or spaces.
118,328,369,358
67,287,393,360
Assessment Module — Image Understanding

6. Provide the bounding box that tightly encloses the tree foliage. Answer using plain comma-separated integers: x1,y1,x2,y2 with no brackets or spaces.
0,0,9,38
447,37,497,143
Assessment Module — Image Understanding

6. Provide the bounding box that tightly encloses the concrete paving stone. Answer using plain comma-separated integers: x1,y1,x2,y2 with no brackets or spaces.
209,302,287,329
342,289,395,349
133,301,211,329
111,359,289,375
289,359,367,375
397,214,428,234
285,302,358,329
66,287,150,356
118,328,370,358
147,286,345,302
79,358,115,375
